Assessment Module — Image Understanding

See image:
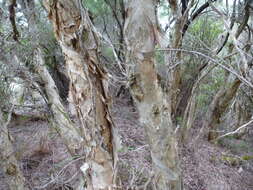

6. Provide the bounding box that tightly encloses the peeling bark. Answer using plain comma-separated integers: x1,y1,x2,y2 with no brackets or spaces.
124,0,182,189
0,110,28,190
44,1,116,189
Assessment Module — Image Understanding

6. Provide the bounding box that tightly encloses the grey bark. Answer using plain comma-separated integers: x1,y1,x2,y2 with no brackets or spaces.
124,0,182,189
0,109,28,190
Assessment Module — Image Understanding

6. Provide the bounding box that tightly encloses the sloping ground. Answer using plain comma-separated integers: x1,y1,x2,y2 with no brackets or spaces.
0,118,78,190
113,92,253,190
111,93,152,189
1,93,253,189
182,141,253,190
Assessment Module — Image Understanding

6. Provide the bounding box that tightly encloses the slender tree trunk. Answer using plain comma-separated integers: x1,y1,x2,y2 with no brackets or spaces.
205,5,251,141
34,49,84,153
166,0,187,115
124,0,181,189
0,109,28,190
44,1,116,189
205,76,241,141
18,0,83,154
233,101,251,139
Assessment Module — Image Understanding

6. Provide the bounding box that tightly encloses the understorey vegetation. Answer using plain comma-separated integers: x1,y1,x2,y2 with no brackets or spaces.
0,0,253,190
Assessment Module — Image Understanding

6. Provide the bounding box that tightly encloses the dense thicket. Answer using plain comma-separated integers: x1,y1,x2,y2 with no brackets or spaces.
0,0,253,190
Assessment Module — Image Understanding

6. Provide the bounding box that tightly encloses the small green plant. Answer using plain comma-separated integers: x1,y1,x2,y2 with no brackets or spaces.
241,155,253,161
176,116,183,124
221,155,241,166
0,65,11,109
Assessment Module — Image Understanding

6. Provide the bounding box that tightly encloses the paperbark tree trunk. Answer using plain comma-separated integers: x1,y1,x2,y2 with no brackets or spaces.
0,110,28,190
44,1,116,189
124,0,182,189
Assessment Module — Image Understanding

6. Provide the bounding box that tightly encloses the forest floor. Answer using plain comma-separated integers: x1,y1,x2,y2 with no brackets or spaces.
1,91,253,190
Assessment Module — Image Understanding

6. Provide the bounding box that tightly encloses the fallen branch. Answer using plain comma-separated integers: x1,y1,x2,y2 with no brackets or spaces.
214,119,253,141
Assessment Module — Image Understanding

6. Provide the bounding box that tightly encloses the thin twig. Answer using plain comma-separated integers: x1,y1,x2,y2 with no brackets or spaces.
214,119,253,141
157,48,253,89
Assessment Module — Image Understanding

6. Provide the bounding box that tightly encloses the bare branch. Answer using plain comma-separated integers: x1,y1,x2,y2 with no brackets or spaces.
157,48,253,89
182,0,218,37
214,119,253,141
8,0,19,41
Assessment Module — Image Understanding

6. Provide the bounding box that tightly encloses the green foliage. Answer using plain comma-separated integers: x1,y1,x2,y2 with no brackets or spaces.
176,116,183,124
189,15,223,47
221,155,241,166
196,67,225,111
221,154,253,166
218,137,252,154
118,145,135,153
0,64,11,108
241,155,253,161
180,15,225,113
158,0,170,17
155,50,165,65
85,0,110,18
102,46,114,58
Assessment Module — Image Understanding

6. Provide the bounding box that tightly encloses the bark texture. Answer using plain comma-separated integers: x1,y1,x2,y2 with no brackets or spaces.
44,1,116,189
34,49,84,153
206,77,241,141
0,110,28,190
205,6,252,141
124,0,181,189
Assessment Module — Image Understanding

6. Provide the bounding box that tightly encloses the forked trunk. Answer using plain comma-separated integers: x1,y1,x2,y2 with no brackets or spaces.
34,49,84,154
124,0,181,189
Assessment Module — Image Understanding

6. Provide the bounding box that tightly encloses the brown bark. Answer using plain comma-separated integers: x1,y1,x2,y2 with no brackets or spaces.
44,1,116,189
8,0,19,41
233,102,251,139
0,109,28,190
206,77,241,141
166,0,217,125
124,0,182,189
205,6,251,141
166,0,191,116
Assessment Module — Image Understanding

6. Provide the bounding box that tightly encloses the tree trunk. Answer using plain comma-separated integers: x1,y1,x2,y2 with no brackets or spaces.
124,0,182,189
16,0,84,158
34,49,84,154
205,76,241,141
0,109,28,190
205,5,251,141
44,1,116,189
233,101,251,139
19,0,69,101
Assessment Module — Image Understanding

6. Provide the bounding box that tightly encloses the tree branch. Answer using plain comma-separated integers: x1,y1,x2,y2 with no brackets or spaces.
214,119,253,141
182,0,217,37
8,0,19,41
